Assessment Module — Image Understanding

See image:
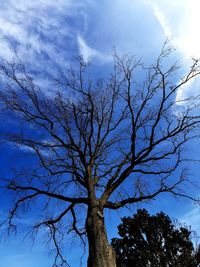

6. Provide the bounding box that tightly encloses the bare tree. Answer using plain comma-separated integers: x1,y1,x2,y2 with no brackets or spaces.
0,43,200,267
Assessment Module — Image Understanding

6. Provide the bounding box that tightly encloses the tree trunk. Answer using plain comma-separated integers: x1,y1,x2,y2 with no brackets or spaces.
86,205,117,267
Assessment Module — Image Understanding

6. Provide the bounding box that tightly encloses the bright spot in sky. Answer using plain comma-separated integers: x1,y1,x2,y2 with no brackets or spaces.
174,0,200,58
148,0,200,100
149,0,200,58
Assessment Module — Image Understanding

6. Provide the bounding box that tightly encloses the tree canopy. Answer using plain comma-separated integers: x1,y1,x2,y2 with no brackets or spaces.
112,209,200,267
1,43,200,266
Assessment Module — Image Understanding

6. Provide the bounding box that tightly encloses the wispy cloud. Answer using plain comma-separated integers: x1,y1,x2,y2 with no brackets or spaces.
77,35,111,63
145,0,200,103
145,0,200,58
7,141,52,158
0,0,86,71
145,0,172,37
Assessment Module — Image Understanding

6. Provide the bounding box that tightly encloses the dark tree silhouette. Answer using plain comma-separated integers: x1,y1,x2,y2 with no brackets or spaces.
112,209,200,267
0,43,200,267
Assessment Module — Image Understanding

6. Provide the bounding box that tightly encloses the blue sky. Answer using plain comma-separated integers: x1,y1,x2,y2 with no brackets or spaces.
1,0,200,266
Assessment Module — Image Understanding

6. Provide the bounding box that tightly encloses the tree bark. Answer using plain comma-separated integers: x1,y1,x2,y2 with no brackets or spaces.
86,205,116,267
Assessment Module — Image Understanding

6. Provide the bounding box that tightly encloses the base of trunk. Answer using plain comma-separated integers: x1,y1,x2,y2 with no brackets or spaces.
86,206,116,267
87,244,116,267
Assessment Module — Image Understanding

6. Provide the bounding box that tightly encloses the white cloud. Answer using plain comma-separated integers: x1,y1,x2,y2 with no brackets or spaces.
172,0,200,59
77,35,112,63
7,141,51,157
0,0,94,96
16,143,35,153
145,0,172,37
145,0,200,103
0,0,85,69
